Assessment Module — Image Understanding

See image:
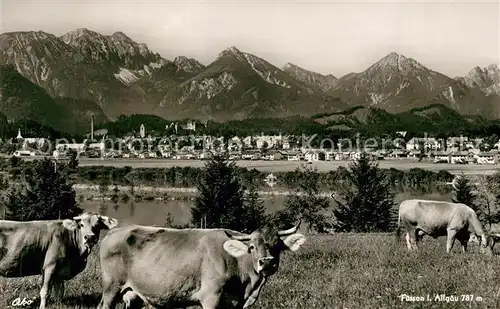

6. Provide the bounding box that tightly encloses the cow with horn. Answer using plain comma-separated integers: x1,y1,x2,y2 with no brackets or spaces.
97,221,306,309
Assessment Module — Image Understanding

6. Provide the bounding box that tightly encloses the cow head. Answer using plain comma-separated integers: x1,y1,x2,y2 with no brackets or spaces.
469,234,494,255
223,221,306,277
62,212,118,249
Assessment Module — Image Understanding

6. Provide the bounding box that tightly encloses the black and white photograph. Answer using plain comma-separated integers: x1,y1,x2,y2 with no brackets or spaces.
0,0,499,308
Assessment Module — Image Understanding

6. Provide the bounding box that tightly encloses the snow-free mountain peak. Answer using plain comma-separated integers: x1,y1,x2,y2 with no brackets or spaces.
458,63,500,95
282,62,337,92
368,52,426,74
173,56,205,73
60,28,102,43
1,28,499,124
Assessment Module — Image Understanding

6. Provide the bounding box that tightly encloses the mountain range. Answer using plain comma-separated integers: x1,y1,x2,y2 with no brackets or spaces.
1,28,499,134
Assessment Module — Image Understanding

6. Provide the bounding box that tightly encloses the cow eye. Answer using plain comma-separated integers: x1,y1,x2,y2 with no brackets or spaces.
249,244,255,250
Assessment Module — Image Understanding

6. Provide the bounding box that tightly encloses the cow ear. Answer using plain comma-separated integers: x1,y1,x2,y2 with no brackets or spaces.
99,216,118,229
282,233,306,252
223,240,249,258
62,219,79,231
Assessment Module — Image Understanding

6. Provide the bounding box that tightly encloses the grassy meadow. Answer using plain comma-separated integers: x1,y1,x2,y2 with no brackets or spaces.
1,233,499,309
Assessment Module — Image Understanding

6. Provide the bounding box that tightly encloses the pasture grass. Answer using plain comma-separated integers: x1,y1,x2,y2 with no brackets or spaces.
1,234,499,309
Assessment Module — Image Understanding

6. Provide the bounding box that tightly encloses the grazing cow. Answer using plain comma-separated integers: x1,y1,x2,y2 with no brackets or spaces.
97,222,306,309
398,199,492,254
0,212,118,309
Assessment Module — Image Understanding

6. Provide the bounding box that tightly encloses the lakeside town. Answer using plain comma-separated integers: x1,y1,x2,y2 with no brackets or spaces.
8,121,500,165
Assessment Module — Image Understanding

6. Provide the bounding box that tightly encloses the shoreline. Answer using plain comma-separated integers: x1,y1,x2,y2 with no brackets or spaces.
18,157,500,175
73,183,335,197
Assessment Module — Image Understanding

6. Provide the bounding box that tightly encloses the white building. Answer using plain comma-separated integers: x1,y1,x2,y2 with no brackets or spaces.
88,142,105,151
56,143,86,153
14,149,35,157
475,152,497,164
255,134,283,149
406,137,442,151
139,124,146,138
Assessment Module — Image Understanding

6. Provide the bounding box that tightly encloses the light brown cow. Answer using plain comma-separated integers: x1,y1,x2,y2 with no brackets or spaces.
97,222,306,309
398,199,492,254
0,212,118,309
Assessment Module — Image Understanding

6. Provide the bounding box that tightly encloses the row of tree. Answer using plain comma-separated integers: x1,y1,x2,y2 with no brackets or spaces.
2,153,499,235
97,108,500,141
1,159,454,194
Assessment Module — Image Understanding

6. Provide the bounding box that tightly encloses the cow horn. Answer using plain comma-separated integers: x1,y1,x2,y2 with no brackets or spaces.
278,220,301,236
451,176,461,191
225,231,251,241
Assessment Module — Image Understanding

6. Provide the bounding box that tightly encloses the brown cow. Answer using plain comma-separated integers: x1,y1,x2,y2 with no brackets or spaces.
398,199,491,254
0,212,118,309
97,222,306,309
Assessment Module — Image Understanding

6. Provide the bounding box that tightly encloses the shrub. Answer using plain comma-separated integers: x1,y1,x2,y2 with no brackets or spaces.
272,165,331,233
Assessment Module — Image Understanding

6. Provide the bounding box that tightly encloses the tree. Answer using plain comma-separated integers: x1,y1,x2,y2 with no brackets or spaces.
99,177,110,197
475,173,500,228
111,184,120,204
191,154,246,230
331,152,396,232
8,155,22,181
0,174,9,219
5,158,82,221
451,174,476,209
239,184,268,233
9,155,20,168
272,165,331,233
67,149,79,169
261,141,269,154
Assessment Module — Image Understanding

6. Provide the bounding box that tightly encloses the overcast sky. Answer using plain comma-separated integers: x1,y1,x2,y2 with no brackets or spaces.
2,0,499,78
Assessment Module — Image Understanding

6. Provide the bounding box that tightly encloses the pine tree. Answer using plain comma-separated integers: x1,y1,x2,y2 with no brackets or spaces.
452,174,479,216
191,154,245,230
331,152,396,232
239,184,268,233
5,158,82,221
451,175,476,207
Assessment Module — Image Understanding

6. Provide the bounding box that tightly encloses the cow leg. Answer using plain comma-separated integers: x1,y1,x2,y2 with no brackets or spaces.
51,280,65,300
456,232,469,253
491,236,498,251
123,290,144,309
414,229,426,249
405,229,418,251
405,233,413,251
98,286,121,309
458,238,468,253
199,291,222,309
39,264,57,309
446,229,457,253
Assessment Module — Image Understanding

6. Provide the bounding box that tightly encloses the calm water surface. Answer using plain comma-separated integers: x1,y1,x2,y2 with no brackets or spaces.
80,192,451,227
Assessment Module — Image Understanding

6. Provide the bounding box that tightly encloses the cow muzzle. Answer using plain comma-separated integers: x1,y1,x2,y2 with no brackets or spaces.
84,234,97,246
257,256,276,273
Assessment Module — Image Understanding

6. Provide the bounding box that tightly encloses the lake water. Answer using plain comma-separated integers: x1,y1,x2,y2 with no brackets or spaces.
79,191,452,227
